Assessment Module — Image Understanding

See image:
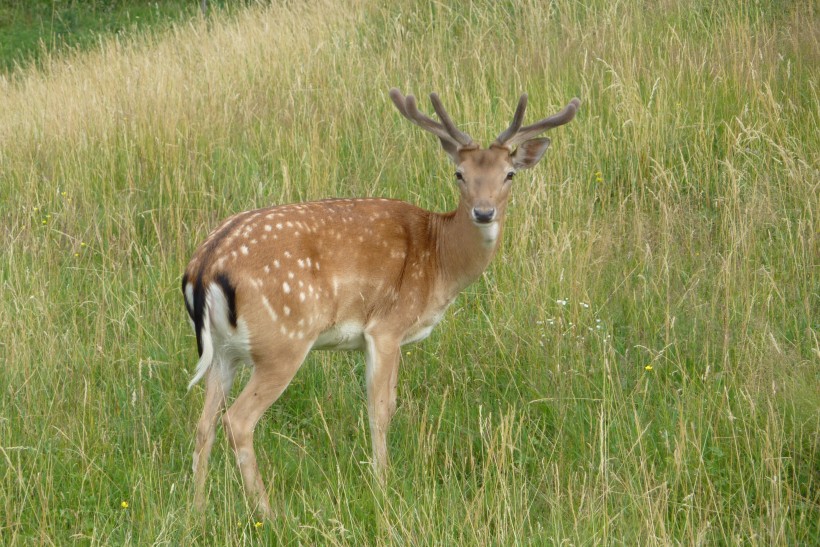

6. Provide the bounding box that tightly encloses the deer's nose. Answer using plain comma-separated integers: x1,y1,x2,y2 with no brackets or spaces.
472,208,496,224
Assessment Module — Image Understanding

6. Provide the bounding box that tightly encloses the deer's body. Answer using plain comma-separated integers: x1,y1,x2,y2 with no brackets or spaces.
184,89,579,518
183,197,496,364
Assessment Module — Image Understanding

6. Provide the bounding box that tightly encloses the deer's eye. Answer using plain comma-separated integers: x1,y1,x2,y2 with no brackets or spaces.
455,172,464,182
505,171,515,181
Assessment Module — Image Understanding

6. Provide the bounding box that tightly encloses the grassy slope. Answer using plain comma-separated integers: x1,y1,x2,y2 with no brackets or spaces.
0,0,817,543
0,0,198,73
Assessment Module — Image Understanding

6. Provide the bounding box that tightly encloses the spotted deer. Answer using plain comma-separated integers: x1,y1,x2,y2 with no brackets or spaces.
182,88,580,517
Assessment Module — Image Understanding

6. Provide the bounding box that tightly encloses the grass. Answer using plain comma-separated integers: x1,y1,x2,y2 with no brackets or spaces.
0,0,200,73
0,0,818,543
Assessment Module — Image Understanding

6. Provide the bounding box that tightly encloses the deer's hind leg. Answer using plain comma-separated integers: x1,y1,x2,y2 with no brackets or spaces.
192,356,239,512
222,339,312,519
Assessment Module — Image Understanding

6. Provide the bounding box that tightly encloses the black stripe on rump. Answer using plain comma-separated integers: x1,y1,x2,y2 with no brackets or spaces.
189,213,248,356
214,272,238,328
193,276,206,357
182,271,205,356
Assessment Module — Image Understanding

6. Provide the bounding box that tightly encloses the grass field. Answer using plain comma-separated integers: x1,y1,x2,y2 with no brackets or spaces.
1,0,817,543
0,0,198,73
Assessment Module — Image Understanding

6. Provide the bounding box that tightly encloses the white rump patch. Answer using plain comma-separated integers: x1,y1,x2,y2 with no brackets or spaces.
184,282,195,330
184,282,194,313
187,283,252,390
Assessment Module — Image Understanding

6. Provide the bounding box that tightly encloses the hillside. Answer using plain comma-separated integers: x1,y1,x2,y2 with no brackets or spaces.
0,0,817,543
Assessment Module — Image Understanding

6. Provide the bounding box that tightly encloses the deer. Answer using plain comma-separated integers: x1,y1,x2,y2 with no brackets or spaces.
182,88,580,517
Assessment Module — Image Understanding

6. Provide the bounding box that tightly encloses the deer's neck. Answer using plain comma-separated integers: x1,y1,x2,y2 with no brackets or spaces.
431,201,504,297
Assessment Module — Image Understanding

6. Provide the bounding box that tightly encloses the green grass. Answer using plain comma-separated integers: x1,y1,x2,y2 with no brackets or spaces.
1,0,818,543
0,0,202,73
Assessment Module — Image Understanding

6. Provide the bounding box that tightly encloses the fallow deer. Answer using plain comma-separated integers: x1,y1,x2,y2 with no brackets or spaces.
182,88,580,517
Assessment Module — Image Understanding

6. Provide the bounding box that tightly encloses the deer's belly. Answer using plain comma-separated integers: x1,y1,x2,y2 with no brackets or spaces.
311,322,366,351
310,300,452,350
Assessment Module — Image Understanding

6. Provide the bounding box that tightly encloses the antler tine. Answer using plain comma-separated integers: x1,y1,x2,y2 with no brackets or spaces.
406,95,456,142
388,87,410,117
390,88,459,145
506,98,581,147
494,93,529,146
389,88,473,147
429,93,472,146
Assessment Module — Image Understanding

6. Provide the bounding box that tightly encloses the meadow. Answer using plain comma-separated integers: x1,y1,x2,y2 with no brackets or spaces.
0,0,817,544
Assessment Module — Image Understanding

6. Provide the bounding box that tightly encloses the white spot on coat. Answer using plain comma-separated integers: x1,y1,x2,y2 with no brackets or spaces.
262,296,278,322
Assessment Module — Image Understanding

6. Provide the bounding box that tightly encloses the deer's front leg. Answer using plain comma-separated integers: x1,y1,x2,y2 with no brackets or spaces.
364,332,401,482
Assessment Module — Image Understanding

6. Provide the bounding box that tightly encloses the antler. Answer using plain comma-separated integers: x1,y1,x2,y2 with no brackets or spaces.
495,97,581,147
494,93,529,145
389,88,473,147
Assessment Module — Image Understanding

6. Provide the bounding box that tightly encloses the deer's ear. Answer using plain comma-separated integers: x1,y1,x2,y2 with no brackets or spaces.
511,138,551,170
438,137,461,164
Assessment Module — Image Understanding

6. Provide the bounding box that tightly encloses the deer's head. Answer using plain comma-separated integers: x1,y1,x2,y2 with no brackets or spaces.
389,89,580,230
